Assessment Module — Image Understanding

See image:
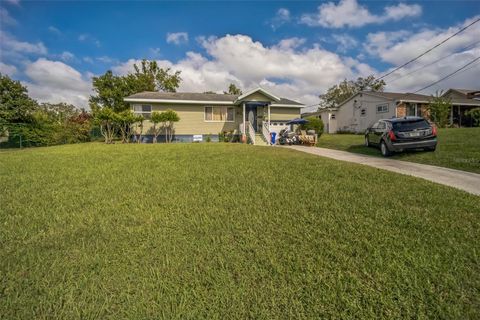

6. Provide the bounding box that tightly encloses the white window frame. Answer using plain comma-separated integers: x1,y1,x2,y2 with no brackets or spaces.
376,104,389,114
133,104,152,119
204,106,235,122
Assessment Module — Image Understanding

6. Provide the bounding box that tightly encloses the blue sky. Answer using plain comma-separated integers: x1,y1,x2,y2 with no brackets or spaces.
1,0,479,108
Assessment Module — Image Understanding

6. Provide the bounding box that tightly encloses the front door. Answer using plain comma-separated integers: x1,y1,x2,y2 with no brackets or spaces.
246,106,257,130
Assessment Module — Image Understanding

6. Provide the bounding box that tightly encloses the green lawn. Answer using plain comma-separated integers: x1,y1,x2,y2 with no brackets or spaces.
1,143,479,319
317,127,480,173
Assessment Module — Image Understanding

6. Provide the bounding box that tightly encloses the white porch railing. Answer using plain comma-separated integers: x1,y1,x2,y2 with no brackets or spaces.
246,121,255,145
262,121,270,145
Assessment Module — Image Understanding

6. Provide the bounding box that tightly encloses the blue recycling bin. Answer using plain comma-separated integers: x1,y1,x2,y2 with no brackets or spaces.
270,132,277,145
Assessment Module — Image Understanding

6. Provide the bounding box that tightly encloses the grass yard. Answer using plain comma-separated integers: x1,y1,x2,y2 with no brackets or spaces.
1,143,479,319
317,127,480,173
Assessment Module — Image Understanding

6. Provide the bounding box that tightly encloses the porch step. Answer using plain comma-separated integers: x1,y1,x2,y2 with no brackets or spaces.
255,133,269,146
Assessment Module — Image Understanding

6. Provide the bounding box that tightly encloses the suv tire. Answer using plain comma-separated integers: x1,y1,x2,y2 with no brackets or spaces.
380,140,392,157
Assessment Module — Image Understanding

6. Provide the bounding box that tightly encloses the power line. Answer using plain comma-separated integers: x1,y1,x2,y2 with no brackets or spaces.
377,17,480,80
388,40,480,84
413,56,480,93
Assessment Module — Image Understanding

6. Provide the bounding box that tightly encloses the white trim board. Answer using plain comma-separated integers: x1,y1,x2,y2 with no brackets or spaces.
125,98,304,108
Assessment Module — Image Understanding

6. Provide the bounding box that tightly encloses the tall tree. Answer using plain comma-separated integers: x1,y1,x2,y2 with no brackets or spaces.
0,74,38,124
127,60,182,93
90,60,182,113
224,83,243,95
319,75,385,108
89,71,130,113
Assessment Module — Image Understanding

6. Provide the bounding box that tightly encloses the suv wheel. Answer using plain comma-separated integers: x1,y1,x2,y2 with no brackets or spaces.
365,136,370,147
380,140,392,157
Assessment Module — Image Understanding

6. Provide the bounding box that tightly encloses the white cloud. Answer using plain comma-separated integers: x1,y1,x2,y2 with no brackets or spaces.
149,47,161,57
166,32,189,45
78,33,101,47
83,57,94,64
96,56,116,64
0,8,17,25
4,0,21,6
365,16,480,94
23,58,92,108
48,26,61,35
365,16,480,65
59,51,75,62
113,34,374,106
0,31,47,55
273,37,306,50
332,34,358,53
0,62,17,76
384,3,422,21
269,8,291,30
300,0,422,28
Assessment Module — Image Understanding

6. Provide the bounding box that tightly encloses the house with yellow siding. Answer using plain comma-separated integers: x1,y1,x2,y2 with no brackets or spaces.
124,87,304,144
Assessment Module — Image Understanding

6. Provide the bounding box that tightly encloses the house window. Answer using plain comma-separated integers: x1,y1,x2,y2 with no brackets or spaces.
133,105,152,119
376,104,389,113
330,114,336,119
360,108,366,117
204,106,235,122
406,103,421,117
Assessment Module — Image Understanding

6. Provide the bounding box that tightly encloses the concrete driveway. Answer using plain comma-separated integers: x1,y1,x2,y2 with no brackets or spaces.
285,145,480,196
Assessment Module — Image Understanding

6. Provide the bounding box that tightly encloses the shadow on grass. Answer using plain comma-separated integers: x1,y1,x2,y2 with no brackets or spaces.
345,144,382,157
345,144,438,159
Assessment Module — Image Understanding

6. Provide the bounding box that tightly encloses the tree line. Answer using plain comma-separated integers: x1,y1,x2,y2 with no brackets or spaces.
0,74,91,147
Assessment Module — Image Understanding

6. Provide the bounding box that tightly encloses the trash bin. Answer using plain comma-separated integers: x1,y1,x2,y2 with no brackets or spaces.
270,132,277,145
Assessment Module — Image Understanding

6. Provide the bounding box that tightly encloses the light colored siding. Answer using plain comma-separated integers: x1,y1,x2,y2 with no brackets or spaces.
336,94,395,133
131,103,301,135
270,107,300,121
134,103,241,135
241,92,273,102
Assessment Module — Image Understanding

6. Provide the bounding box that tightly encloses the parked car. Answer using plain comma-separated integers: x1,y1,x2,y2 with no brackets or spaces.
365,117,437,157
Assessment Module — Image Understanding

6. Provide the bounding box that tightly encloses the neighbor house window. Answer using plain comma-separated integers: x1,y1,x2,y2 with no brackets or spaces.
204,106,235,122
330,114,336,119
133,105,152,120
376,104,389,114
360,108,366,117
406,103,422,117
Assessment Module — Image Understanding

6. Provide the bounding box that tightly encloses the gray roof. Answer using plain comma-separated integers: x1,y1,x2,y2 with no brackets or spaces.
125,91,303,105
364,91,432,102
126,91,237,102
450,98,480,106
449,88,480,95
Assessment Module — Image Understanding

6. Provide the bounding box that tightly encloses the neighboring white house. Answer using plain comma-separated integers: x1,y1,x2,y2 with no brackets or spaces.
303,89,480,134
331,91,431,133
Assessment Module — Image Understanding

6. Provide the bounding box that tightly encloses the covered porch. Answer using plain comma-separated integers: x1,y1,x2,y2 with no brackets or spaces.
236,88,279,145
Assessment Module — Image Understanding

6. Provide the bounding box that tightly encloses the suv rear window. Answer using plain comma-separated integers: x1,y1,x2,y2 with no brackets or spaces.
392,119,430,131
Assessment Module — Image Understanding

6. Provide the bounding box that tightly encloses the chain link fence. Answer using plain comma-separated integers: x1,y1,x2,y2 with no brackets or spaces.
0,122,103,149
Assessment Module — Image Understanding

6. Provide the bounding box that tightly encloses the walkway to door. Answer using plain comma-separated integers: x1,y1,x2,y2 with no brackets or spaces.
284,145,480,196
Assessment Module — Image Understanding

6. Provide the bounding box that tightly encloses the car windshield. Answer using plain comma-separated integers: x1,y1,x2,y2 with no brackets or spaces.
392,119,430,131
